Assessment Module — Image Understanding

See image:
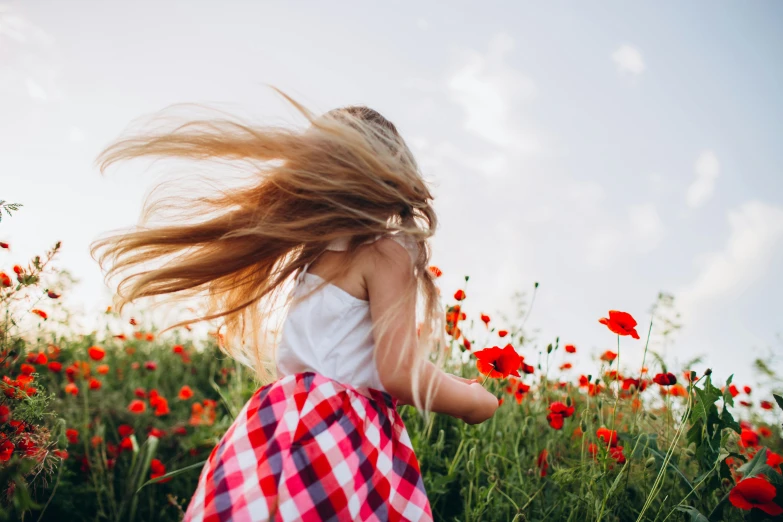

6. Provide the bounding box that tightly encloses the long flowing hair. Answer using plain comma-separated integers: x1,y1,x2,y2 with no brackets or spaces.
91,89,447,413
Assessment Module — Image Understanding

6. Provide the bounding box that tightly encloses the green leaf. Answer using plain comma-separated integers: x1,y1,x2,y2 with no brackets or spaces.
737,446,768,478
719,407,741,434
773,393,783,411
136,460,207,494
676,506,709,522
722,375,735,407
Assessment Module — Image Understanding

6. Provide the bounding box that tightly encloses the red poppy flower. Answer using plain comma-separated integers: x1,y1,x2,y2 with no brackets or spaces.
0,440,14,462
150,458,171,483
153,397,170,417
118,436,134,452
549,401,575,418
729,477,783,516
173,426,187,436
118,424,134,437
743,385,752,394
129,317,137,326
498,330,508,338
767,450,783,472
462,337,471,351
597,427,618,448
96,364,109,375
739,400,752,407
145,333,155,342
31,309,47,320
144,361,157,371
537,449,549,477
172,345,184,354
653,372,677,386
759,426,772,438
600,350,618,362
149,427,166,438
579,375,590,387
47,291,60,299
0,273,11,287
20,364,35,376
0,405,9,424
87,346,105,361
588,443,598,457
64,383,79,396
760,400,774,410
90,436,103,448
178,385,194,400
427,266,442,278
739,428,759,449
134,387,146,398
0,242,8,249
514,382,530,404
12,265,22,275
669,384,688,397
521,363,535,374
474,344,522,378
598,311,640,339
128,400,146,414
565,344,576,353
609,446,626,464
560,363,572,371
547,413,564,430
88,378,101,390
53,449,68,460
454,289,466,301
114,334,127,340
728,384,739,397
480,314,490,326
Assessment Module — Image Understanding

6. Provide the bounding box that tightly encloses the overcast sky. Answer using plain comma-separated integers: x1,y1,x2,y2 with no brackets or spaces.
2,1,782,391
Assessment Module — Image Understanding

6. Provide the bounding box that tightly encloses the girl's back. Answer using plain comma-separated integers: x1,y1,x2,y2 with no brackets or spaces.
275,232,418,398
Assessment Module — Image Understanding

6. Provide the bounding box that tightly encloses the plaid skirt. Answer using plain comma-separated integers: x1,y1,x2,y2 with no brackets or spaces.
184,372,433,521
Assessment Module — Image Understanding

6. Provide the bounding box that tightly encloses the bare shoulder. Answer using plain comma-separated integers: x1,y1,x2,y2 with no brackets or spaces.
358,236,416,290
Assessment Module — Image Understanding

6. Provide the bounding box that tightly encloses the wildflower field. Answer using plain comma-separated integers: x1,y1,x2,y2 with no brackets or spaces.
1,242,782,521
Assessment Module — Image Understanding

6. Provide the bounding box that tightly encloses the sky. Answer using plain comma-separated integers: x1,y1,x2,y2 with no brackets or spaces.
1,1,782,391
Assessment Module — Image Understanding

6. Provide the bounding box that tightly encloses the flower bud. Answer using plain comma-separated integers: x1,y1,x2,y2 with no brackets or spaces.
704,368,712,376
645,457,656,468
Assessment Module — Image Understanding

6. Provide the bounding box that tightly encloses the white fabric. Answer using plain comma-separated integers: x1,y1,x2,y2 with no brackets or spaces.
275,232,418,396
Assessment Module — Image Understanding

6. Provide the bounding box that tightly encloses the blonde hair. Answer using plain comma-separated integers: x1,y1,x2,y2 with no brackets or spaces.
91,88,448,413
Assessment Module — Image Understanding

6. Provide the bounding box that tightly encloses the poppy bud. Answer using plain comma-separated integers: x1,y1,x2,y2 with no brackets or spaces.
580,419,588,432
684,448,696,457
647,412,658,420
546,344,553,354
598,399,603,410
534,282,539,288
587,374,592,382
566,396,572,407
645,457,656,468
464,276,469,282
704,368,712,376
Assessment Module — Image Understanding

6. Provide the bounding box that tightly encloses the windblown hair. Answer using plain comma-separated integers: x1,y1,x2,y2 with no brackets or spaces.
91,89,448,414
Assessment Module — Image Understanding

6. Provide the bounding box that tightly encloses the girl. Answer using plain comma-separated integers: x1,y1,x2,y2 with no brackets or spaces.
92,91,500,521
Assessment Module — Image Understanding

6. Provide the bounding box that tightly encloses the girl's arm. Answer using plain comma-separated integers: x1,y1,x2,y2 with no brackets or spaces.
366,239,498,424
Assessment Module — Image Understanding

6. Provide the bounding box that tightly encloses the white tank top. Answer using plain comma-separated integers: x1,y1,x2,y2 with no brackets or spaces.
274,232,418,397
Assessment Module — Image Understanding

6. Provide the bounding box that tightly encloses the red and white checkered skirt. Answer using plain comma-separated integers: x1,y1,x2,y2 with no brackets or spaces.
184,371,433,521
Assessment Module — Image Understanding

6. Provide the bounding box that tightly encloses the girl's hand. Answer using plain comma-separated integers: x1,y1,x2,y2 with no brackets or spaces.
458,382,500,425
447,374,480,385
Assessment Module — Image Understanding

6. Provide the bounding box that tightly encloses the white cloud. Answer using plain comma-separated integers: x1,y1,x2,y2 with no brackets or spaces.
68,126,85,142
686,150,720,208
679,201,783,317
612,44,645,75
448,33,540,153
25,77,47,100
629,203,665,252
